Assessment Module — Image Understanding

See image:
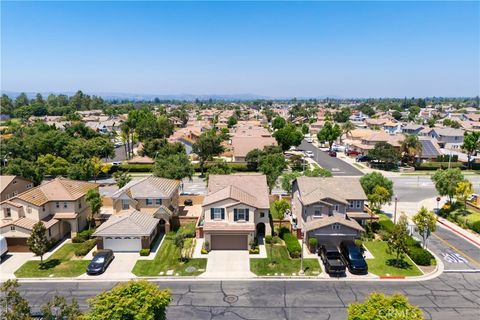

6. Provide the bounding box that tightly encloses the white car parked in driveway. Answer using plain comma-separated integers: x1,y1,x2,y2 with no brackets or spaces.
305,151,314,158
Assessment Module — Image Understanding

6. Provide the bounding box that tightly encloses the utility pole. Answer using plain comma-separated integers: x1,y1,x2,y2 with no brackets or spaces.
299,228,305,275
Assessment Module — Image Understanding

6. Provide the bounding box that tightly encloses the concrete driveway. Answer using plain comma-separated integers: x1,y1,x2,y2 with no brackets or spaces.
201,250,254,279
78,252,138,280
0,252,34,280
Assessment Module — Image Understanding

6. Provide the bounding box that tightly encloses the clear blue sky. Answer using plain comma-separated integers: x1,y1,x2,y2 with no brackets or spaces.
1,1,479,98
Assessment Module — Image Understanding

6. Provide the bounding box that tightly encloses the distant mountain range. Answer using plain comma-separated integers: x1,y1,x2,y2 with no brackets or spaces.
1,90,342,101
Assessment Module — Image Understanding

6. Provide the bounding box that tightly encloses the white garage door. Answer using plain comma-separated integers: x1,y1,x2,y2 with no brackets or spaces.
104,236,142,252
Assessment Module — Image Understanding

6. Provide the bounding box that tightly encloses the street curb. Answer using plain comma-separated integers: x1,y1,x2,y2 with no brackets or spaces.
437,218,480,248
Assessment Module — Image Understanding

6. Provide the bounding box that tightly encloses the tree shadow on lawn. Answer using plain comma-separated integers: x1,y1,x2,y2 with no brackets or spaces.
386,258,413,270
39,259,61,270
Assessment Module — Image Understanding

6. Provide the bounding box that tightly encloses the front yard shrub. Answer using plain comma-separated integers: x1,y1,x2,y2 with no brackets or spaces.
74,239,96,257
249,248,259,254
283,233,301,258
178,223,196,238
201,248,208,254
278,227,290,239
72,228,96,243
139,249,150,256
265,235,273,244
408,247,433,266
308,237,317,247
470,220,480,233
272,236,281,244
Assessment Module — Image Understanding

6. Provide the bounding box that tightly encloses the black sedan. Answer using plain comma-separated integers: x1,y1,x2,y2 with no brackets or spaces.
86,249,114,275
340,241,368,275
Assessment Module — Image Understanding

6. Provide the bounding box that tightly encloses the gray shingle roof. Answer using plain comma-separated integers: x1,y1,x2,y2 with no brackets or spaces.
93,210,159,237
296,176,367,205
305,215,364,232
112,176,180,199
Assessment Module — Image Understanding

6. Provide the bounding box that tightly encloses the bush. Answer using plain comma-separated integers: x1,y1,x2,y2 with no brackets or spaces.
470,220,480,233
283,232,301,258
177,223,196,238
265,235,273,244
139,249,150,256
193,162,251,172
72,228,96,243
405,236,421,248
378,219,395,234
272,236,281,244
308,237,317,247
249,248,259,254
415,162,464,171
74,239,96,256
408,247,433,266
278,227,290,239
118,164,153,172
201,248,208,254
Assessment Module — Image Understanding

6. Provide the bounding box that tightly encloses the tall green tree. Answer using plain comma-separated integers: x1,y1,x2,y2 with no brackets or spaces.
91,157,112,182
412,206,437,249
0,280,32,320
154,153,194,181
360,172,393,201
367,186,391,211
112,171,132,188
386,214,410,267
273,123,304,151
85,188,101,229
431,168,464,203
341,121,356,142
272,116,286,130
455,179,473,213
368,142,401,166
401,135,422,165
462,131,479,169
41,295,81,320
192,131,224,176
27,222,49,265
317,121,341,151
85,280,172,320
259,152,287,193
348,292,423,320
227,116,238,128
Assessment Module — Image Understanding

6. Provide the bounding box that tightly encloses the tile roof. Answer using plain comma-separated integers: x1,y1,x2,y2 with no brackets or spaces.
296,176,367,205
112,176,180,199
93,209,159,237
6,178,97,207
305,215,364,232
13,215,59,230
231,136,277,157
205,174,269,209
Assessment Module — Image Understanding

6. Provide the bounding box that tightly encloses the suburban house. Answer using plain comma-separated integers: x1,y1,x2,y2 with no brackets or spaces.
292,177,367,248
346,131,404,154
230,136,277,162
421,127,465,149
93,209,160,252
0,178,98,251
0,175,33,201
199,174,271,250
109,176,181,234
402,124,425,135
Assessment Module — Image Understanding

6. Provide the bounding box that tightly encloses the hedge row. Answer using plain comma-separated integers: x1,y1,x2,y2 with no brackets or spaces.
177,223,196,238
72,228,96,243
117,164,153,172
74,239,97,257
414,162,465,170
282,231,301,258
193,162,252,172
445,210,480,234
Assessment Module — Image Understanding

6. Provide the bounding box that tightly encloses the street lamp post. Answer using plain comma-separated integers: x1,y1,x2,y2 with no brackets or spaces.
394,195,398,224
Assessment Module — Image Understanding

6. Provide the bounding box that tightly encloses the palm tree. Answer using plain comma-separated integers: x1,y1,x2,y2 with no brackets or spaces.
341,121,356,143
120,124,131,160
401,135,422,166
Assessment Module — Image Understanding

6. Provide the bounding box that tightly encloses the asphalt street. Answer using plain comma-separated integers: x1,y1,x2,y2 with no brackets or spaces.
18,273,480,320
298,141,363,176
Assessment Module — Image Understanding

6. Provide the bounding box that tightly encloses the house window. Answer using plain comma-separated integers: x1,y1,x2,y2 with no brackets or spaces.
78,200,82,209
349,201,354,208
12,191,18,196
48,229,52,237
356,201,361,209
63,202,68,208
213,208,222,220
122,199,129,210
42,206,45,212
12,180,17,184
260,212,265,218
146,198,153,205
332,224,341,230
56,202,60,208
155,198,162,205
237,208,247,221
313,206,322,217
10,226,15,231
27,206,32,213
5,208,11,218
334,205,339,212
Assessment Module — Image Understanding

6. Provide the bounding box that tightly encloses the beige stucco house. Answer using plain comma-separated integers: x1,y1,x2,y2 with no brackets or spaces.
200,174,271,250
0,178,98,251
292,177,367,249
0,175,33,202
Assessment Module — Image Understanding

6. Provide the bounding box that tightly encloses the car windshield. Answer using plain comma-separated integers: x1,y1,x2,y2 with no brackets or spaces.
350,251,363,259
93,256,105,263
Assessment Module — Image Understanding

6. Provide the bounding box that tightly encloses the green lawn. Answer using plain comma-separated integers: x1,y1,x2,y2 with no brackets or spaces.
15,243,90,278
250,244,321,276
364,241,422,277
132,233,207,276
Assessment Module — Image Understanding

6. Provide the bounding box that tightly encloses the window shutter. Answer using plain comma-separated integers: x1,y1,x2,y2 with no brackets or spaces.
210,208,214,220
246,209,249,221
234,209,238,221
221,208,225,219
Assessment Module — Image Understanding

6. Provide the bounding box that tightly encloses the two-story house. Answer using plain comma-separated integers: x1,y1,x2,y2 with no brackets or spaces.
292,177,367,249
0,175,33,201
200,174,271,250
422,127,465,149
0,178,98,252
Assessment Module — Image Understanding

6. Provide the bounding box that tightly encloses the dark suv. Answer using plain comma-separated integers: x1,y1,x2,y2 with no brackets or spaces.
340,241,368,275
319,244,346,276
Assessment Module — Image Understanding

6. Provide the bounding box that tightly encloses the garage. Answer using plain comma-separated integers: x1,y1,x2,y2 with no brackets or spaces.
103,236,142,252
211,234,248,250
6,238,29,252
